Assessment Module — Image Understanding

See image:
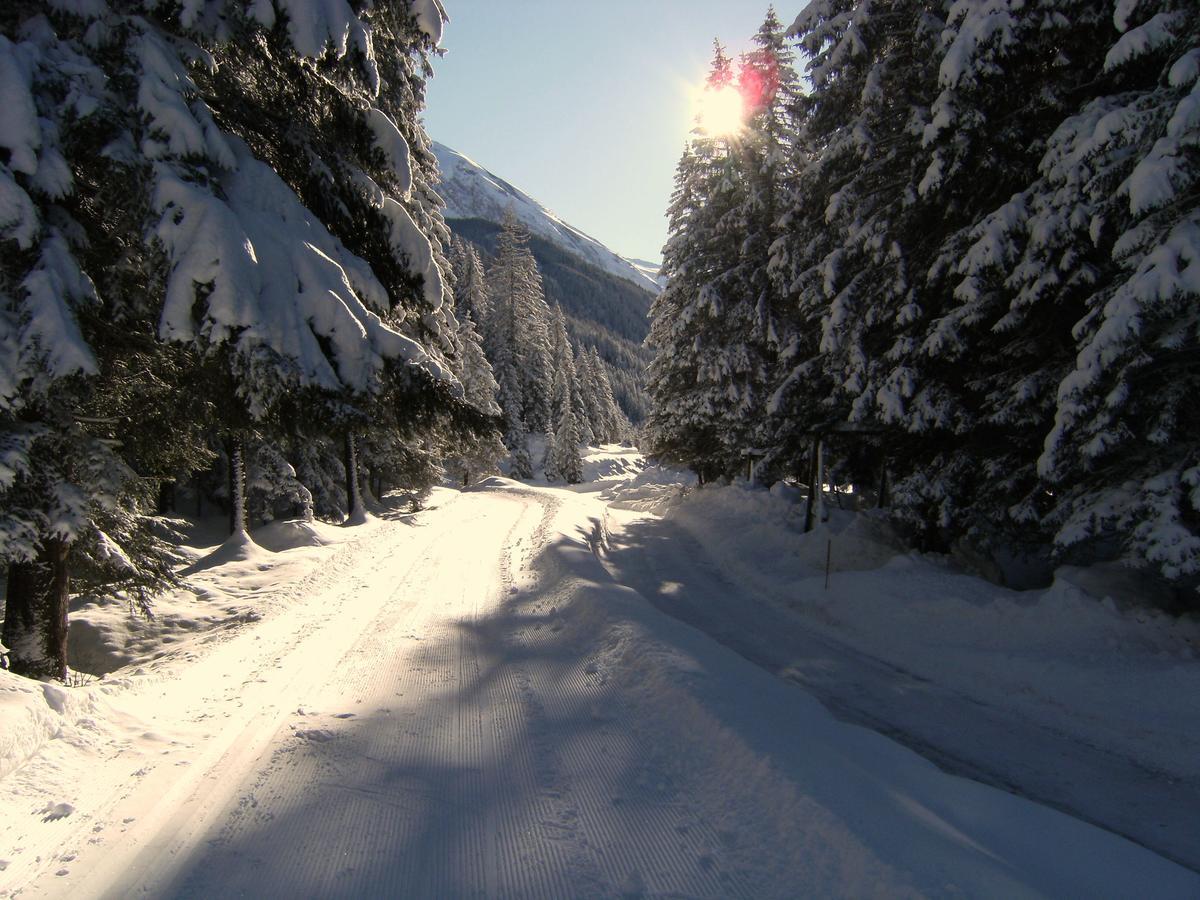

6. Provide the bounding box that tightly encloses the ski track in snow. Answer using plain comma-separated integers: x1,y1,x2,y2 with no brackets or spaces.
12,490,745,898
602,509,1200,875
3,475,1198,898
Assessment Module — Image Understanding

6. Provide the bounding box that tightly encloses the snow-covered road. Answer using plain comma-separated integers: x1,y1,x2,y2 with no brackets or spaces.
602,509,1200,872
4,478,1198,898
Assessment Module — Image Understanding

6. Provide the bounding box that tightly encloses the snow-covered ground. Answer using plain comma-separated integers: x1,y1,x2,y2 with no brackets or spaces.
2,448,1198,897
600,466,1200,873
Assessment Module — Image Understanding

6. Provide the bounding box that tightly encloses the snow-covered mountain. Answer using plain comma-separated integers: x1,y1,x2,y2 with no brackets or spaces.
627,257,667,291
432,142,661,295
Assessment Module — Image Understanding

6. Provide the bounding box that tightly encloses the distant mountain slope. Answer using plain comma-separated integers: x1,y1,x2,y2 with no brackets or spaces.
447,217,653,423
628,258,667,291
432,142,661,295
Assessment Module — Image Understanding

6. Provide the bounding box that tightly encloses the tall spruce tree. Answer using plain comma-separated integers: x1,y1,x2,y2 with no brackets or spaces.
719,8,799,468
646,42,747,481
485,211,554,470
1029,1,1200,589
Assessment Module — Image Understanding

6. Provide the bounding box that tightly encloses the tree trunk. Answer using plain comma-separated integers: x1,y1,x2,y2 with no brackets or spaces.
157,479,176,515
877,459,890,509
3,539,71,680
804,436,823,533
344,432,364,522
227,433,247,535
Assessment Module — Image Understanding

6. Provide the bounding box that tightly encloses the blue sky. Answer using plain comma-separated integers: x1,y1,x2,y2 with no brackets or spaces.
423,2,795,264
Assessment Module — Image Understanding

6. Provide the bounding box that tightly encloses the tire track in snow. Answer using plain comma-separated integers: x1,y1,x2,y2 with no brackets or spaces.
32,486,769,898
489,486,750,897
21,500,479,899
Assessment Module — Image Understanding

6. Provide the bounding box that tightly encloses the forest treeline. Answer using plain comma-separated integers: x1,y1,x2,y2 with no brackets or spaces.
647,3,1199,604
0,0,625,679
446,215,654,423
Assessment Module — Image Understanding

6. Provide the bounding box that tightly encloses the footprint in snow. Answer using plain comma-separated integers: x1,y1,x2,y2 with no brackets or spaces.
296,728,335,743
39,802,75,821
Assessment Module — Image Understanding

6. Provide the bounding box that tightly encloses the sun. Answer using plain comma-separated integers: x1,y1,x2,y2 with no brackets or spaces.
695,84,745,137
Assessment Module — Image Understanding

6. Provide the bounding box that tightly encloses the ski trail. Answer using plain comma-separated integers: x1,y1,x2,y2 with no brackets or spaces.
602,508,1200,875
44,487,753,898
15,499,475,899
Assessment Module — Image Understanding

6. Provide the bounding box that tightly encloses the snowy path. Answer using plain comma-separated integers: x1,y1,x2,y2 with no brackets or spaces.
602,509,1200,874
4,480,1198,898
25,488,748,898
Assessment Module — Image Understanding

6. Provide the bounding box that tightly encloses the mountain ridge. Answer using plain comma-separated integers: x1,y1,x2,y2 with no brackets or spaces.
432,141,662,295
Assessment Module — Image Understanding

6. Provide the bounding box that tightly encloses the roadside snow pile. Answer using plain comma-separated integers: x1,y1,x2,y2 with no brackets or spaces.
661,480,1200,782
580,444,646,483
3,491,457,792
66,515,356,677
0,672,109,783
488,481,1200,898
603,461,695,514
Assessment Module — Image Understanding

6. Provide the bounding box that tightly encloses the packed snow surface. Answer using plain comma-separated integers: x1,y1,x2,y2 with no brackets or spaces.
431,141,662,295
1,449,1198,897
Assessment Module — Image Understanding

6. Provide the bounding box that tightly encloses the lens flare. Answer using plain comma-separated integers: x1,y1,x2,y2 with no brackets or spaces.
696,85,745,137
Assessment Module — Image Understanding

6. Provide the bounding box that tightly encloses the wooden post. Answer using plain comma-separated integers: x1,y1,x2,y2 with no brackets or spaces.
815,439,825,523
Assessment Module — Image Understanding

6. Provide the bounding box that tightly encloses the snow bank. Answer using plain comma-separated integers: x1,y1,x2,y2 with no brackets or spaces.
603,459,694,514
0,671,107,783
62,514,374,678
580,443,645,484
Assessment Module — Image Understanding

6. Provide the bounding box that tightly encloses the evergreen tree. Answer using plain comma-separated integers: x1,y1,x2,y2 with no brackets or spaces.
718,8,799,464
551,387,584,484
646,42,746,481
449,236,491,327
486,212,555,460
0,14,196,677
443,277,503,485
1027,1,1200,586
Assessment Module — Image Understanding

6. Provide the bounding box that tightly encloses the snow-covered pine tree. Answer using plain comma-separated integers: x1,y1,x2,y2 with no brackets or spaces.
0,12,202,677
646,42,746,482
544,305,584,481
587,346,629,444
487,303,531,477
547,304,592,448
443,273,504,486
769,0,947,504
485,211,555,458
551,387,584,484
1026,1,1200,594
1,0,485,675
450,236,491,328
713,8,799,471
569,343,597,448
878,0,1114,550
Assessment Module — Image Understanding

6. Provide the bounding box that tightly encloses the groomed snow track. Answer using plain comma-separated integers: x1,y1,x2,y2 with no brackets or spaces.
4,481,1198,899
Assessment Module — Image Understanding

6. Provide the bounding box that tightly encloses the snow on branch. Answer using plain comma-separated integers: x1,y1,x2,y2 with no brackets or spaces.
153,138,454,413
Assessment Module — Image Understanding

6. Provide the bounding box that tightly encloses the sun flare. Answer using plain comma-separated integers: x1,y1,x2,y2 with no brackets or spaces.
696,84,745,137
